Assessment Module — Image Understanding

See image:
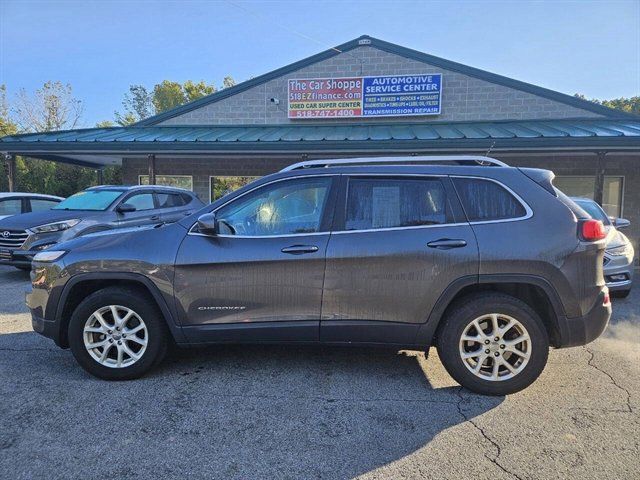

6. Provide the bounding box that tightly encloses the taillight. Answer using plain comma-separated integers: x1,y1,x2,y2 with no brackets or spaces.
580,219,606,241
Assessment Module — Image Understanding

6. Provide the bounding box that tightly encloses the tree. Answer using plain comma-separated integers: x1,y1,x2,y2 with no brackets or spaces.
13,81,83,132
574,94,640,115
152,79,217,113
0,85,17,137
8,81,95,196
222,76,236,89
115,84,152,125
95,120,115,128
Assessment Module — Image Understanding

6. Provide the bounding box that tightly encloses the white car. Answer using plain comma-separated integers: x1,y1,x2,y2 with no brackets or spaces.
0,192,64,220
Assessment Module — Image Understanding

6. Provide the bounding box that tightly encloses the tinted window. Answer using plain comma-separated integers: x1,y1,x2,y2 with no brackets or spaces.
0,199,22,215
216,177,332,236
54,190,123,211
346,178,448,230
157,192,186,208
30,198,60,212
453,178,526,221
125,193,155,211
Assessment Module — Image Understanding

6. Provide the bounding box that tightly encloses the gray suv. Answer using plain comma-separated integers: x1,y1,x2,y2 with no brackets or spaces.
0,185,202,269
26,157,611,396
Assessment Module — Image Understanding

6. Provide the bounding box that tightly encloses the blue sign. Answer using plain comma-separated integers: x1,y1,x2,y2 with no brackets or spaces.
362,74,442,117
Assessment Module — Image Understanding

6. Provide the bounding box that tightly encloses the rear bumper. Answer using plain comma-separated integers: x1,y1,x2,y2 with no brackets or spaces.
558,289,611,348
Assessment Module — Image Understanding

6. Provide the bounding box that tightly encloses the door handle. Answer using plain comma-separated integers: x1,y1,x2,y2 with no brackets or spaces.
281,245,319,255
183,211,193,216
150,215,160,221
427,239,467,250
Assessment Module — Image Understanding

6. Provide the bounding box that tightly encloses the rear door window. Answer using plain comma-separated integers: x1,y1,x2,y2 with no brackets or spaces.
156,192,186,208
345,177,450,230
453,177,526,221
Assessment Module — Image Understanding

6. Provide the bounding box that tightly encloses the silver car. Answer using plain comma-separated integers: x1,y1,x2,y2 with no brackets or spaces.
572,198,635,298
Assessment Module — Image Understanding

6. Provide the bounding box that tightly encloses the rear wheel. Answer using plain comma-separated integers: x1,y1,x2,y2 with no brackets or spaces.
437,293,549,396
68,287,168,380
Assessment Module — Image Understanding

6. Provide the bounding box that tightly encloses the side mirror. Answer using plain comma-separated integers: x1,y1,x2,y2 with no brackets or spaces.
614,217,630,229
197,212,218,235
116,203,136,214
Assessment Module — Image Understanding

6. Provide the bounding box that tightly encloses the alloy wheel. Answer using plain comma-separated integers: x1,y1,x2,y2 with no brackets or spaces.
83,305,148,368
458,313,531,381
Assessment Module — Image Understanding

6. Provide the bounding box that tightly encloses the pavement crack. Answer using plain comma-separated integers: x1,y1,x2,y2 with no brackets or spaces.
455,388,525,480
585,347,633,413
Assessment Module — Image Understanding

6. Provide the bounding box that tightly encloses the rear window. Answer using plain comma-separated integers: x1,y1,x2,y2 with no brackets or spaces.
453,177,526,221
345,177,450,230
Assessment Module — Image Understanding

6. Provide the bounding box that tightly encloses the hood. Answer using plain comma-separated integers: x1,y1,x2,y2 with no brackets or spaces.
606,228,629,250
0,209,99,230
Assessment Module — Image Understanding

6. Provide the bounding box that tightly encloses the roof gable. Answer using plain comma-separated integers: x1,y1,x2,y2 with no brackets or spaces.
137,35,636,126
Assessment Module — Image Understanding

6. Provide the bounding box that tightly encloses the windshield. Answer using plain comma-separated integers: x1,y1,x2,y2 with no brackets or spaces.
574,199,611,225
53,190,124,211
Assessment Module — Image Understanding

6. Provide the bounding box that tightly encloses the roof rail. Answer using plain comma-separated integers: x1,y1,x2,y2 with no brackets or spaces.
280,155,508,172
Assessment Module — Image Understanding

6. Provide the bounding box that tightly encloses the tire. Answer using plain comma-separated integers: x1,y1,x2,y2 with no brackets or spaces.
436,292,549,396
68,286,169,380
611,289,631,299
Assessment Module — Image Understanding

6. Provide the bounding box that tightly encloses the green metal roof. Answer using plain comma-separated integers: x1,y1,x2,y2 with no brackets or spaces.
135,35,638,126
1,119,639,167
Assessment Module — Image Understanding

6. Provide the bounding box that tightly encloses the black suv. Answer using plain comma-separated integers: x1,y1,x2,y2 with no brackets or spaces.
0,185,202,269
26,157,611,395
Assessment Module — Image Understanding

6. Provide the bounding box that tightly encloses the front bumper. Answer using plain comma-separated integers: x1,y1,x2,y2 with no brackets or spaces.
559,289,611,348
0,248,38,267
603,249,635,292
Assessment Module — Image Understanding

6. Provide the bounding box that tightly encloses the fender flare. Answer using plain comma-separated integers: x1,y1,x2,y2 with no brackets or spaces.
413,274,567,347
54,272,186,345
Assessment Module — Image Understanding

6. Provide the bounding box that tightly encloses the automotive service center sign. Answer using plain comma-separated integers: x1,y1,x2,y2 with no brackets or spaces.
288,74,442,118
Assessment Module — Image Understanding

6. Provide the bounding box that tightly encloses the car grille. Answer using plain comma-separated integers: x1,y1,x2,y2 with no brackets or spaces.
0,229,29,249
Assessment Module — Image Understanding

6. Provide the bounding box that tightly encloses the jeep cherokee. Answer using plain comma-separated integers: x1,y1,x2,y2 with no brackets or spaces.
26,156,611,395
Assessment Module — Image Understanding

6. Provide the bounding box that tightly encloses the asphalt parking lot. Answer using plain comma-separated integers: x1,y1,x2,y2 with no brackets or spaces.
0,265,638,480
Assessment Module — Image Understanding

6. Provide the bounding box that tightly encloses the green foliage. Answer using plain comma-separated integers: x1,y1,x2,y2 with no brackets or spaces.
574,94,640,115
116,77,234,122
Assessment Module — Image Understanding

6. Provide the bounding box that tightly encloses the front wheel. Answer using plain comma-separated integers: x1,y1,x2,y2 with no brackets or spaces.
68,287,169,380
437,293,549,396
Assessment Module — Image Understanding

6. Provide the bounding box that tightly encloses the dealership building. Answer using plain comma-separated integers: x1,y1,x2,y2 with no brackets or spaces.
2,35,639,252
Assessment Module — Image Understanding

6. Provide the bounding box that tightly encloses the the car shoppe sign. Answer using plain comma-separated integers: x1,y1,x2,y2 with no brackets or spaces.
287,74,442,118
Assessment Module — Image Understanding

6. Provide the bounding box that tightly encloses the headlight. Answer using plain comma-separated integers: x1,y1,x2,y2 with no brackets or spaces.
30,219,80,234
33,250,67,262
606,244,632,256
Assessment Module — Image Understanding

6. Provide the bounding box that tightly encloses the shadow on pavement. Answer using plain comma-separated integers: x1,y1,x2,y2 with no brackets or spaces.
1,332,504,479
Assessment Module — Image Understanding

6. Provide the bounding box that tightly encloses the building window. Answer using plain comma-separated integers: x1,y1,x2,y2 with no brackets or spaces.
210,176,259,202
554,175,624,217
139,175,193,191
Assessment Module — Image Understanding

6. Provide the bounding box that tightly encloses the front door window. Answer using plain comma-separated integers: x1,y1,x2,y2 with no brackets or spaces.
216,177,332,236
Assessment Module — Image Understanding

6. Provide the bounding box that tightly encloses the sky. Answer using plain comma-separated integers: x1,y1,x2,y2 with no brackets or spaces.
1,0,638,126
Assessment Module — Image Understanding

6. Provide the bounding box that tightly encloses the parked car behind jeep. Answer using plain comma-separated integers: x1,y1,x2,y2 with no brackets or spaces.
26,157,611,396
571,197,634,298
0,185,202,269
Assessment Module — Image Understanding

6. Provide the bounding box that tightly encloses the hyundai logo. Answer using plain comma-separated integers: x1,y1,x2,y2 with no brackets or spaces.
1,231,9,238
